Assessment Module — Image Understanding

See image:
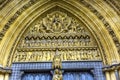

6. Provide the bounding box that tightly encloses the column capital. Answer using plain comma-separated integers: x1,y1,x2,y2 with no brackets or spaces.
0,67,11,74
103,63,120,72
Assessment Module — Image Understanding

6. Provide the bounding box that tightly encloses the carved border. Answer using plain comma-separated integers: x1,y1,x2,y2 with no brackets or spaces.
0,0,119,52
0,0,10,10
104,0,120,16
6,18,106,67
5,0,107,66
7,19,105,66
0,0,39,40
81,0,120,55
0,0,119,66
0,0,119,50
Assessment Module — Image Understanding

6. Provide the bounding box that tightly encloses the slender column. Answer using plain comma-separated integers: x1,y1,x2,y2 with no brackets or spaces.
118,69,120,79
115,70,119,80
105,71,111,80
0,73,4,80
110,71,117,80
4,73,9,80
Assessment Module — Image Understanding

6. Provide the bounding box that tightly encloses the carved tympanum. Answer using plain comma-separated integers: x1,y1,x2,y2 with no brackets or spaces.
13,11,101,62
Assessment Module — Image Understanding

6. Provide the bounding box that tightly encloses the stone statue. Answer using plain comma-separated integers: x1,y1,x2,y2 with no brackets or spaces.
52,69,62,80
52,50,62,69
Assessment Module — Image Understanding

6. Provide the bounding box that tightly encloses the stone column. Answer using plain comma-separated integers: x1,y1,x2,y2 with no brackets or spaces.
118,69,120,80
0,67,11,80
4,73,9,80
0,73,4,80
110,71,117,80
105,71,111,80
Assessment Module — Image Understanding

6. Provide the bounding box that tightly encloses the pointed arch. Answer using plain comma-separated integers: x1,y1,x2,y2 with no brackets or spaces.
0,0,119,67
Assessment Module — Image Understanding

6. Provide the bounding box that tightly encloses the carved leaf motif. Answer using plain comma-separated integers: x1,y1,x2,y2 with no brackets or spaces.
29,11,82,34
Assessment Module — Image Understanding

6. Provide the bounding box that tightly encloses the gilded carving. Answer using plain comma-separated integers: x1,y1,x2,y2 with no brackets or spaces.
52,50,63,80
0,0,39,40
0,0,10,10
12,11,102,62
13,48,101,62
104,0,120,16
52,50,62,69
81,0,120,64
52,69,62,80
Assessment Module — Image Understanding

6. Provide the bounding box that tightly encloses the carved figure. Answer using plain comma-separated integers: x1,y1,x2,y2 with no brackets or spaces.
52,51,62,69
52,69,62,80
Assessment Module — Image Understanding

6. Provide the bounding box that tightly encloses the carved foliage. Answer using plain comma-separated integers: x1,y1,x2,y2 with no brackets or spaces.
28,12,84,34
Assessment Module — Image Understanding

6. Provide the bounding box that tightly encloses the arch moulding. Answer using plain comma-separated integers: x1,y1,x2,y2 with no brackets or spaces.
0,0,119,67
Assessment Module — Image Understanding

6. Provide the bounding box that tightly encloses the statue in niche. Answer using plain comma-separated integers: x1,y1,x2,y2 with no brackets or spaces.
42,51,46,61
34,23,40,33
63,37,68,46
29,38,35,47
21,39,25,47
52,69,62,80
46,51,51,61
47,38,51,47
44,52,48,61
80,50,84,60
38,53,43,61
14,53,19,62
68,36,73,46
69,51,73,60
73,51,77,60
60,52,63,61
85,35,90,46
71,18,77,32
52,50,62,69
29,27,34,34
74,36,78,46
50,51,55,61
26,52,33,61
63,51,67,61
80,36,85,46
52,14,62,32
78,51,81,60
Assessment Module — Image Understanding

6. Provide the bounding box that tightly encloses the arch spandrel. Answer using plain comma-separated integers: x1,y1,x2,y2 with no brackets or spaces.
0,0,119,67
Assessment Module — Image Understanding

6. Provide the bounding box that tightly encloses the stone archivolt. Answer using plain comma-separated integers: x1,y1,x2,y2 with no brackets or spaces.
13,11,101,62
0,0,119,66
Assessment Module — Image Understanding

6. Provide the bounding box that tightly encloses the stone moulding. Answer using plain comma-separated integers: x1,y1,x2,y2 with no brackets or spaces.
0,0,119,53
0,0,119,66
81,0,120,55
104,0,120,16
0,0,10,10
0,66,11,74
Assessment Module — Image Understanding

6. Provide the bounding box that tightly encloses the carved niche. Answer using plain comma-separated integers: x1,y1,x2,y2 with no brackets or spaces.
13,11,101,62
